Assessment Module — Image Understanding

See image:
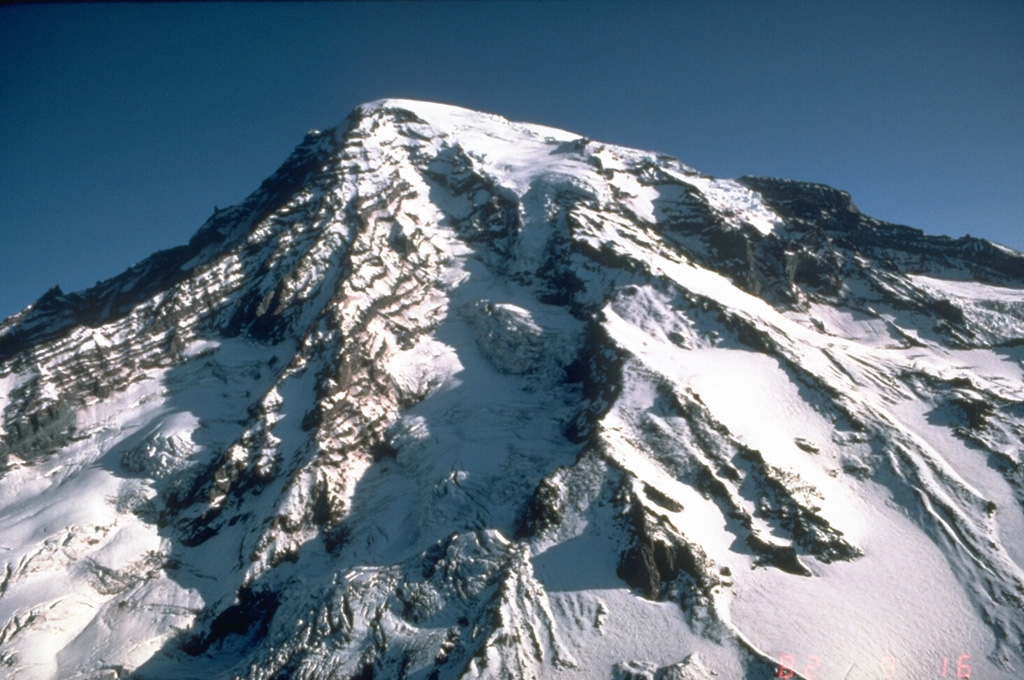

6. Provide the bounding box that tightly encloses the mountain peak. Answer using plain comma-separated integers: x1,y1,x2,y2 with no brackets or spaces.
1,101,1022,679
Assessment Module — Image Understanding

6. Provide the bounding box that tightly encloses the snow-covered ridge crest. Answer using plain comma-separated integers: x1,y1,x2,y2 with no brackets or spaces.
356,97,581,143
0,99,1023,679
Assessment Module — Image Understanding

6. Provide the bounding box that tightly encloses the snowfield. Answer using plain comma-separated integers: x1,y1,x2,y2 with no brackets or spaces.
0,99,1022,679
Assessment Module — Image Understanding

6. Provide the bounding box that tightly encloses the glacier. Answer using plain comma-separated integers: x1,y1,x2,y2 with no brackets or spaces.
0,99,1022,679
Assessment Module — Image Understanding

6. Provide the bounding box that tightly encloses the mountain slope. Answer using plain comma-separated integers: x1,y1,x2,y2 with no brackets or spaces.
1,99,1023,680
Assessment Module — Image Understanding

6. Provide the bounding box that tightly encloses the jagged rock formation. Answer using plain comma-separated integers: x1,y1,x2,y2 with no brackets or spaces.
1,99,1023,679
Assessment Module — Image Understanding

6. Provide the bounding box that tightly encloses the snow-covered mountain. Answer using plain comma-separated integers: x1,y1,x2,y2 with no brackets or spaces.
1,99,1023,680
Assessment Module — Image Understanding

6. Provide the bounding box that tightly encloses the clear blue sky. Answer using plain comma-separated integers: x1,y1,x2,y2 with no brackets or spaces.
2,1,1022,321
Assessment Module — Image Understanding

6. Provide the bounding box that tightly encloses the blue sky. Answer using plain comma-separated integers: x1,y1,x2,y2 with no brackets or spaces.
1,1,1022,321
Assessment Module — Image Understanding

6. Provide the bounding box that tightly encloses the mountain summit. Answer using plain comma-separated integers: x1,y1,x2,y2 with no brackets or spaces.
1,99,1023,679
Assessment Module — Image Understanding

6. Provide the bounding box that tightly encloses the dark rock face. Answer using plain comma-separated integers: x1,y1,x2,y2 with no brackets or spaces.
617,497,722,602
740,175,1024,287
0,399,76,464
737,177,861,224
182,586,281,656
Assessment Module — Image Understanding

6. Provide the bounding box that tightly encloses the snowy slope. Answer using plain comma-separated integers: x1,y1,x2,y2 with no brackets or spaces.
0,99,1022,680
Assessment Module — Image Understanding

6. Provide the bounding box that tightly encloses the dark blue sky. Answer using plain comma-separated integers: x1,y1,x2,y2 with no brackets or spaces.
2,1,1022,321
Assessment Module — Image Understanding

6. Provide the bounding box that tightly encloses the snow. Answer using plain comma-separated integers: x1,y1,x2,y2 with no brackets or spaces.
661,167,782,235
358,99,586,199
889,395,1024,572
786,303,908,347
384,335,464,399
731,503,999,679
910,274,1024,301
